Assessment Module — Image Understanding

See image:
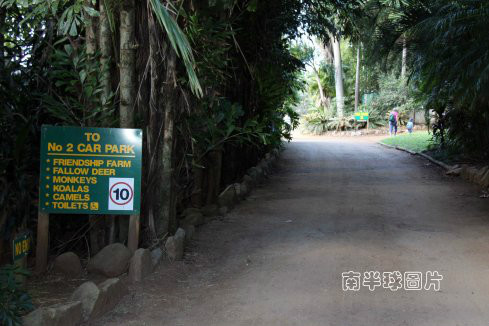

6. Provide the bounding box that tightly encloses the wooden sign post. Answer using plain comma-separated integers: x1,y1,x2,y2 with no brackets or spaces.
35,212,49,274
35,126,143,273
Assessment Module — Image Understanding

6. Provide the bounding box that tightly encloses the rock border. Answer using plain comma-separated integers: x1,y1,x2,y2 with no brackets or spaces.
168,147,281,253
378,141,489,190
23,149,282,326
23,278,128,326
378,142,452,170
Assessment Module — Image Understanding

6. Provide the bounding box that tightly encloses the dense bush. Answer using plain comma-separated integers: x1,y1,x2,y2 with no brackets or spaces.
366,0,489,158
0,265,33,326
367,73,420,126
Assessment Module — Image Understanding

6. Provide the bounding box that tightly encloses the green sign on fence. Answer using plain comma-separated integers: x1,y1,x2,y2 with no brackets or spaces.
13,233,31,261
354,111,369,122
39,126,143,215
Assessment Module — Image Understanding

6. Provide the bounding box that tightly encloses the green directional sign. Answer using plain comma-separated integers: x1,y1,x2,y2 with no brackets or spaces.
354,111,369,122
40,126,143,215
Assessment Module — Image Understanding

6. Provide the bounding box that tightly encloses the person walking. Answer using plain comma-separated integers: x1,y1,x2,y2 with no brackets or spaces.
388,109,399,136
406,118,414,134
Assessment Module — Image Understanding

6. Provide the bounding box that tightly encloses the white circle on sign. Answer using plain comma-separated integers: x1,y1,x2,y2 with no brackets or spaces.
109,182,134,206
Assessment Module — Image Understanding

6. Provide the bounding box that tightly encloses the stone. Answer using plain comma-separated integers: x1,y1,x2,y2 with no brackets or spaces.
165,228,185,261
242,174,255,187
218,206,228,216
182,225,195,242
41,301,83,326
254,166,264,180
233,183,242,199
459,165,469,179
23,308,46,326
53,252,82,278
201,204,219,217
181,212,204,226
218,184,237,208
182,207,201,217
257,160,269,175
247,167,261,183
239,182,249,198
460,165,478,182
151,248,163,267
480,169,489,188
474,166,489,185
97,278,128,314
129,248,153,282
87,243,131,277
71,281,103,321
467,167,479,182
446,167,462,176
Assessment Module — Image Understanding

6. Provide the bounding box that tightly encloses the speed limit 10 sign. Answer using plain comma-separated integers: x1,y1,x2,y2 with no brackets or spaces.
108,178,135,210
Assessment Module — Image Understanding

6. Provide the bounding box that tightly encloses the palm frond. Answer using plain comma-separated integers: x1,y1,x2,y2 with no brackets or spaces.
149,0,203,97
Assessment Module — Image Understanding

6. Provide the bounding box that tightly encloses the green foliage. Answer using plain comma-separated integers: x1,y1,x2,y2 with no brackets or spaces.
302,105,332,134
0,0,47,243
367,73,419,125
302,103,356,134
190,100,270,161
2,0,99,37
365,0,489,158
43,44,115,127
255,63,302,144
0,109,38,239
326,115,355,131
185,10,234,96
150,0,202,97
0,265,33,326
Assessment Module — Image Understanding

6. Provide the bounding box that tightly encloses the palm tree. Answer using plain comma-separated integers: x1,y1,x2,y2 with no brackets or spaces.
330,34,344,117
354,44,361,111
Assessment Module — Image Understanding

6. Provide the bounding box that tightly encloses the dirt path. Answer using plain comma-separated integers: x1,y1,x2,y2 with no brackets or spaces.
94,136,489,326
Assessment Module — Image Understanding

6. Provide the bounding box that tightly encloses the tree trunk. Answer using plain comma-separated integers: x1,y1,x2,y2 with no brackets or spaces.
190,147,204,208
119,0,136,244
354,45,361,112
85,0,97,56
120,0,136,128
401,37,407,78
99,0,115,243
319,39,333,64
84,0,102,252
313,66,328,110
205,149,223,205
331,35,344,118
99,0,112,103
146,5,163,240
0,7,5,73
158,80,176,236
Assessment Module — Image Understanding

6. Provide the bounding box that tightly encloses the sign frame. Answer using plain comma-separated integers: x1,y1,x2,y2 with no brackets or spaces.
39,125,143,215
36,125,143,273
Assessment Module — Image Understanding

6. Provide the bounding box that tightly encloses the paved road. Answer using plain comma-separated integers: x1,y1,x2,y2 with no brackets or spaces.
95,136,489,326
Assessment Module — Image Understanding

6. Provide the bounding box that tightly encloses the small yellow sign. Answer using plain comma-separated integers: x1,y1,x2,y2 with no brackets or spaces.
13,233,31,261
355,112,369,122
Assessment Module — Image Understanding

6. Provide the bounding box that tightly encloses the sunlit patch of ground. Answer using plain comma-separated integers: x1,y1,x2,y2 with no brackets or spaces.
380,131,434,153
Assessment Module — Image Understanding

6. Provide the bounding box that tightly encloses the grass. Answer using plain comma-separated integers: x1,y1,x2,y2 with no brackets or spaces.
380,131,434,153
